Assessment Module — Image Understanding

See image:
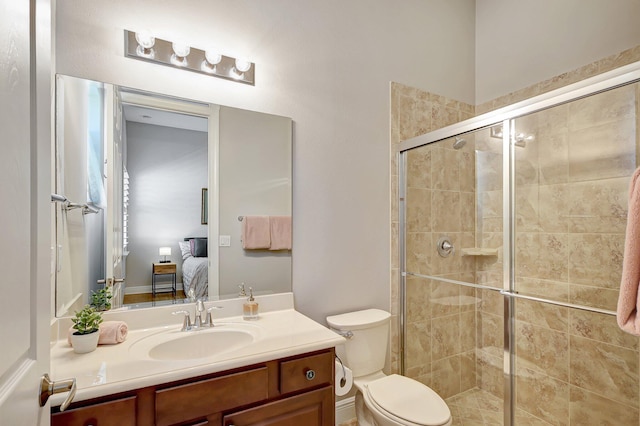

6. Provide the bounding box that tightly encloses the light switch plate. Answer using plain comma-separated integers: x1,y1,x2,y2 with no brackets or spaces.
219,235,231,247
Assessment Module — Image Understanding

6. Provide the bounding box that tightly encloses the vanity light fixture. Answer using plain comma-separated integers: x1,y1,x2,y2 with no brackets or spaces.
124,30,255,85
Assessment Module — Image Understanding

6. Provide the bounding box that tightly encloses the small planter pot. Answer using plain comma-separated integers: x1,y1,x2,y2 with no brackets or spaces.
70,331,100,354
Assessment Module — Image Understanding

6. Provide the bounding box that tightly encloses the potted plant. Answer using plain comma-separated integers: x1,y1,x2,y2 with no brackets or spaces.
70,305,103,354
90,287,112,312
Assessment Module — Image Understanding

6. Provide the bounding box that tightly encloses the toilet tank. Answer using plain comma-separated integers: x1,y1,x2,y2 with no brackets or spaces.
326,309,390,378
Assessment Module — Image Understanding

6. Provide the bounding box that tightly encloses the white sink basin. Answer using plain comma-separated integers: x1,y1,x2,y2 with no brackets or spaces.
129,323,260,361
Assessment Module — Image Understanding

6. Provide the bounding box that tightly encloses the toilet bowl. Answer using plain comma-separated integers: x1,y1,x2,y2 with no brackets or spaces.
327,309,451,426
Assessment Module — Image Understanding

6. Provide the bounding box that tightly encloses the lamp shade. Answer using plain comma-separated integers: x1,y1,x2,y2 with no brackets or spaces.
159,247,172,256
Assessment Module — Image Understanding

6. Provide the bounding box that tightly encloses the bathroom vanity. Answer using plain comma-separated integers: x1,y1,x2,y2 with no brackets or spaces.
49,294,343,426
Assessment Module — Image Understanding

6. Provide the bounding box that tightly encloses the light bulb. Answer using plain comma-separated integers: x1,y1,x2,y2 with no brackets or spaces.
172,42,191,58
205,51,222,65
135,31,155,49
235,58,252,73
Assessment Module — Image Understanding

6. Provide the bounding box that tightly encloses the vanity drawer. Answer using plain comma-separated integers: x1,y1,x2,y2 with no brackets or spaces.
51,396,136,426
155,367,269,426
280,350,333,395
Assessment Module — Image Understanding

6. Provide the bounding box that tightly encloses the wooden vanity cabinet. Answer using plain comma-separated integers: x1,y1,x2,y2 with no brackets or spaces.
51,348,335,426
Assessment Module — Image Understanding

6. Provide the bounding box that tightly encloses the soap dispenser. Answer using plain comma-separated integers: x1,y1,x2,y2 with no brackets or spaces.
243,287,259,320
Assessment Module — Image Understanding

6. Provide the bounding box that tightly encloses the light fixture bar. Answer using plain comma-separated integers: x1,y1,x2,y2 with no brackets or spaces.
124,30,255,85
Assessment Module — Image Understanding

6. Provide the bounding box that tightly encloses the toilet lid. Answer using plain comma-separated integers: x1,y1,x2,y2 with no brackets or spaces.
366,374,451,426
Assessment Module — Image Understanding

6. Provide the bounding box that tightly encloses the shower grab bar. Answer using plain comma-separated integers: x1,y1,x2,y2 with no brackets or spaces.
404,272,502,292
404,271,616,317
500,290,616,316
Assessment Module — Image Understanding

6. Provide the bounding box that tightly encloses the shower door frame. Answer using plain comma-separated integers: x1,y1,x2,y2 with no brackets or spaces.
397,60,640,426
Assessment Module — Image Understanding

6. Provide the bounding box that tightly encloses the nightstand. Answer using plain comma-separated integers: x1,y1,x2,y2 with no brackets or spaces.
152,262,177,296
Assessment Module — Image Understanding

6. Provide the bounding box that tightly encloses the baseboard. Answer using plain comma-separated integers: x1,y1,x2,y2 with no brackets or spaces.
125,283,184,295
335,396,355,425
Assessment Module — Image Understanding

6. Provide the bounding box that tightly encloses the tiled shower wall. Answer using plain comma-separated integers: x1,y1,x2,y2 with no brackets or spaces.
391,44,640,423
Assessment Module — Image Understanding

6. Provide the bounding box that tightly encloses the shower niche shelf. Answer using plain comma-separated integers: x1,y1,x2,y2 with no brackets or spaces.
460,248,498,257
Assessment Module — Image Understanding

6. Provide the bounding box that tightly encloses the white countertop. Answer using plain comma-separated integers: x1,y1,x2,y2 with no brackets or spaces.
50,293,344,406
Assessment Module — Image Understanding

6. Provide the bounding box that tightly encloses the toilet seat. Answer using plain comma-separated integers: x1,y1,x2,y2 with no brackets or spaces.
365,374,451,426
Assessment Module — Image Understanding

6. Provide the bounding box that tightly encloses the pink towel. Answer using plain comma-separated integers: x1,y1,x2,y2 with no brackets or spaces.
67,321,128,346
242,216,271,249
269,216,292,250
617,167,640,335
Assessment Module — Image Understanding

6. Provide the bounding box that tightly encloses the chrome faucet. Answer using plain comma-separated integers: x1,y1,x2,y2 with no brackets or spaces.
173,300,222,331
194,299,206,327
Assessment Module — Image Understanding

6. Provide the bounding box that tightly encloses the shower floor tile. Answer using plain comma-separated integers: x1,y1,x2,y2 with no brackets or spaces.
446,388,552,425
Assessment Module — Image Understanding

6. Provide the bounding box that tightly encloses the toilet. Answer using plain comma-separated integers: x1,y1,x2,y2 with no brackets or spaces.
327,309,452,426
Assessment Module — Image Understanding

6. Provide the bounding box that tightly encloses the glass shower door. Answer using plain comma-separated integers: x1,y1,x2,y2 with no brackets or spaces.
511,82,640,424
402,124,508,424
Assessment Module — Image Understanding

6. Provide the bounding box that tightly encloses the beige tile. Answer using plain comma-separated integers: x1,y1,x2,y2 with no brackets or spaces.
538,133,569,185
515,322,569,382
405,231,432,274
538,184,570,233
569,335,639,407
514,295,569,332
431,280,461,318
568,283,619,312
460,191,475,233
432,314,461,360
570,385,638,425
432,190,461,233
515,184,541,232
432,106,461,130
432,355,461,398
568,118,636,182
567,84,636,132
406,276,431,322
459,150,476,193
480,289,504,316
460,311,476,353
405,319,432,368
432,146,460,191
477,349,504,399
568,233,623,288
480,312,503,358
516,276,569,301
406,145,432,188
567,177,629,234
477,151,503,192
516,233,568,281
515,366,569,425
569,309,638,351
460,350,477,392
406,187,432,233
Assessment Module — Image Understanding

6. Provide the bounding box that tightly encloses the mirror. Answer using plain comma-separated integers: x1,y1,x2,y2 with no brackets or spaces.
54,74,292,317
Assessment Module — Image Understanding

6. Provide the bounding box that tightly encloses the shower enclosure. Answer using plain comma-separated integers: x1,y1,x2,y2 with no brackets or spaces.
399,63,640,425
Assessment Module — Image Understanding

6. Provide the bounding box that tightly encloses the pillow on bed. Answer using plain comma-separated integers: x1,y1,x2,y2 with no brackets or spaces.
190,238,208,257
179,241,192,260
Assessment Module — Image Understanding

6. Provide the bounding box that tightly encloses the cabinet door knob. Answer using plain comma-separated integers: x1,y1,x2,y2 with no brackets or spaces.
305,369,316,381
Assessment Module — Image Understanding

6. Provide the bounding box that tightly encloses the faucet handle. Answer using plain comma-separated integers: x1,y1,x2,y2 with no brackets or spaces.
204,306,223,327
172,310,192,331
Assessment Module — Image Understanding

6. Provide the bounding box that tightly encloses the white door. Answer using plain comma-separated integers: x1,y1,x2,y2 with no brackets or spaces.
0,0,52,424
104,85,126,307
